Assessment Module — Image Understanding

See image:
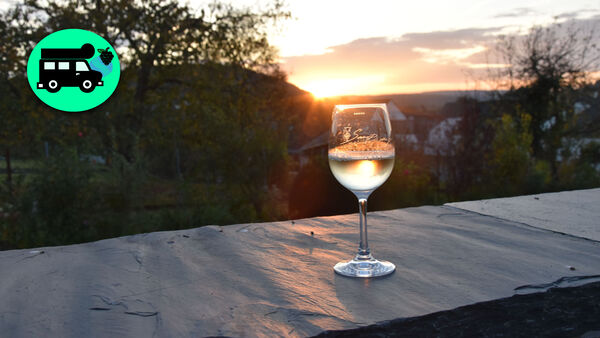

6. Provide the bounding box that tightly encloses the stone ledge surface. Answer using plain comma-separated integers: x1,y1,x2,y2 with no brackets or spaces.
1,189,599,337
315,281,600,337
446,188,600,241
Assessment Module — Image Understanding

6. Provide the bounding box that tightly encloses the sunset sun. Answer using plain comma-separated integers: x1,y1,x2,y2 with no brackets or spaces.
300,75,386,98
303,79,344,98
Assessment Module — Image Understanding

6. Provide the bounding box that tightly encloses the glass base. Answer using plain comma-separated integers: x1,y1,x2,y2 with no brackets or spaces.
334,254,395,278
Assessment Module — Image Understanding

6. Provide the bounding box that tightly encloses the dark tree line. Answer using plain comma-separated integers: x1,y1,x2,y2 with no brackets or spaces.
440,20,600,199
0,0,295,249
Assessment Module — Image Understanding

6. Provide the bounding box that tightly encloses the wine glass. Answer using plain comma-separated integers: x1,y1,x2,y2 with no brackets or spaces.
328,103,395,278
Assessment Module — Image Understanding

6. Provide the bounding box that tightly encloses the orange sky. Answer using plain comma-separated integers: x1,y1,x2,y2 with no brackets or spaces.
280,34,493,97
261,1,600,97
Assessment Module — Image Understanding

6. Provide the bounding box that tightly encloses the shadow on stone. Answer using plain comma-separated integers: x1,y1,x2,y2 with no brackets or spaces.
314,282,600,337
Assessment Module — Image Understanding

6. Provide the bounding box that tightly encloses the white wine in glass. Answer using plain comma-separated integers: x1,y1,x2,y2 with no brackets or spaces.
328,103,395,277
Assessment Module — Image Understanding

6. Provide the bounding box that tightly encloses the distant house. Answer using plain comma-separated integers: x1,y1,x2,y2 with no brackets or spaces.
387,100,408,132
386,101,420,149
424,117,462,156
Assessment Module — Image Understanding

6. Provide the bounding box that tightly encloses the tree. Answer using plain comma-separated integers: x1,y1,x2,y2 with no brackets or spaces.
491,20,600,178
0,6,53,194
19,0,289,161
487,113,542,195
444,97,495,199
0,0,294,248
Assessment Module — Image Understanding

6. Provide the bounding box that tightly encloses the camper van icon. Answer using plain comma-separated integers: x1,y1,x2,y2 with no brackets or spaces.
36,43,104,93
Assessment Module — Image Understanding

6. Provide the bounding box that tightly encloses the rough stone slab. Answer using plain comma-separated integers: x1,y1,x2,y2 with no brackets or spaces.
446,188,600,241
1,199,600,337
315,281,600,337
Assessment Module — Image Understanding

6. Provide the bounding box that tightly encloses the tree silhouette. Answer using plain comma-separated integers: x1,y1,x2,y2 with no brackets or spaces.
492,20,600,178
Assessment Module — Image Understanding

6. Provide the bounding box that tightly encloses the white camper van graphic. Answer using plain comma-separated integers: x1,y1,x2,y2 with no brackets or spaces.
37,43,104,93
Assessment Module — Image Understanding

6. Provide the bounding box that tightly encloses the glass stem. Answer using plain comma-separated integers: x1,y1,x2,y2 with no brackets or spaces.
357,198,371,259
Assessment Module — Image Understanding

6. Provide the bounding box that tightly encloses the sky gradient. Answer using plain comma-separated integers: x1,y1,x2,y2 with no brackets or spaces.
263,0,600,96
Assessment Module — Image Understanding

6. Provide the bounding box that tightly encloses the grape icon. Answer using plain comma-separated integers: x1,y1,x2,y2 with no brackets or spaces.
98,47,114,65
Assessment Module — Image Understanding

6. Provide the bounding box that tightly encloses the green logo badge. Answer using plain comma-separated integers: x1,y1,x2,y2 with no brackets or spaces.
27,29,120,112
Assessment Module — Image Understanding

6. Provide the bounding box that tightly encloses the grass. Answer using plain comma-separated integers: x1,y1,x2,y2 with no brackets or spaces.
0,159,45,188
1,158,183,209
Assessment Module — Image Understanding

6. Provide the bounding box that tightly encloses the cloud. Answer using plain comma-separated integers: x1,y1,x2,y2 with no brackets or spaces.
400,27,499,48
555,12,581,20
282,28,502,94
493,7,537,19
413,45,487,65
283,27,501,73
281,15,600,95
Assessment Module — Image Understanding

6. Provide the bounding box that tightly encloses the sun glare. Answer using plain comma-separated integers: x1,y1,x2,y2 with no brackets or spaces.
357,160,376,177
300,75,385,98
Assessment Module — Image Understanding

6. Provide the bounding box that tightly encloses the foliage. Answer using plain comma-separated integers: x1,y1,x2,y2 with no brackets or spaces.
0,0,293,249
557,141,600,189
492,20,600,177
487,113,533,195
1,149,99,248
99,151,147,213
288,155,355,219
0,6,50,193
371,159,439,209
12,0,290,162
443,97,495,199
